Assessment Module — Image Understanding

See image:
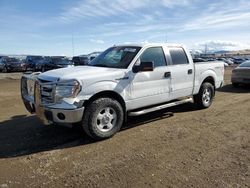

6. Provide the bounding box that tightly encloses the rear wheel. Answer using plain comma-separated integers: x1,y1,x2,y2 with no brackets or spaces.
194,82,214,109
82,98,124,140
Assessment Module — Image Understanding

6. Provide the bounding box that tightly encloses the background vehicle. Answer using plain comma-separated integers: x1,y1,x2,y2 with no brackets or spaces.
21,43,224,140
0,57,26,72
233,58,245,64
25,56,44,71
32,57,51,71
72,56,89,66
88,52,102,61
217,58,234,66
231,60,250,87
0,59,5,72
41,56,73,72
193,58,207,63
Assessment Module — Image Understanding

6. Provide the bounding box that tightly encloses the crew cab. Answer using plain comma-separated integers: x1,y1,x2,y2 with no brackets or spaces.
21,43,224,140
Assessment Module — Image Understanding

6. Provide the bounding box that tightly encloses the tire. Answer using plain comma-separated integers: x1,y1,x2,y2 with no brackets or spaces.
82,98,124,140
2,66,8,73
41,66,45,72
232,83,239,87
194,82,215,109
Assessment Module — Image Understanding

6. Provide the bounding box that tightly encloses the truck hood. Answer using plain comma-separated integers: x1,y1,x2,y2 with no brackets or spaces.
38,66,126,82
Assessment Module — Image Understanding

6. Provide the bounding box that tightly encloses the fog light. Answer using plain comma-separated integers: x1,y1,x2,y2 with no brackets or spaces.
57,113,65,120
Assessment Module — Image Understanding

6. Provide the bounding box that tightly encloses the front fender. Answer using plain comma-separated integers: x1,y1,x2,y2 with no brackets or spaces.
78,80,127,101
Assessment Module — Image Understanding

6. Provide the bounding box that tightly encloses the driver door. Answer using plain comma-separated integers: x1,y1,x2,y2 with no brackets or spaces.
127,47,171,110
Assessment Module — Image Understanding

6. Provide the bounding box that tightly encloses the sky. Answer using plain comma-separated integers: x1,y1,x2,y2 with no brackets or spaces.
0,0,250,56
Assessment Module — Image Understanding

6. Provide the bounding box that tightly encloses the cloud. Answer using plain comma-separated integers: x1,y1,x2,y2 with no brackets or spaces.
161,0,192,8
182,1,250,31
58,0,194,23
194,40,250,51
59,0,149,23
90,39,105,44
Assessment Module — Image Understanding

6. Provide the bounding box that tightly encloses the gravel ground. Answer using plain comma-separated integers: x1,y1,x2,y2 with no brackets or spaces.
0,72,23,80
0,67,249,188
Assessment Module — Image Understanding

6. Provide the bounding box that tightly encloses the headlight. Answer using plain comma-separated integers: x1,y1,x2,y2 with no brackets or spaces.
55,80,81,101
27,79,35,96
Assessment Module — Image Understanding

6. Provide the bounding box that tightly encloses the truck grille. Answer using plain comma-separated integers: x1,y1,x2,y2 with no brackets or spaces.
21,77,28,97
36,78,56,105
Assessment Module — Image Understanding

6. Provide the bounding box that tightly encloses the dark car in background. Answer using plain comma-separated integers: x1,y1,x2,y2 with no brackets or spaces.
32,56,51,71
0,59,5,72
72,52,102,66
231,60,250,87
72,56,89,66
25,55,44,71
193,58,207,63
233,58,245,64
0,57,26,72
41,56,73,72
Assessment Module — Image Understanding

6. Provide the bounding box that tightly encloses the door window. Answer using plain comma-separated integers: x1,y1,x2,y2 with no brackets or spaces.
140,47,167,67
169,47,189,65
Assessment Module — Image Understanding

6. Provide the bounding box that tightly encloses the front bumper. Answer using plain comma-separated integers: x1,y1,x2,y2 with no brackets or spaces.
22,97,84,125
21,74,84,125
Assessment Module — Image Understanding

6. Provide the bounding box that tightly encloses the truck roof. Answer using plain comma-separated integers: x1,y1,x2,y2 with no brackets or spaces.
115,43,184,48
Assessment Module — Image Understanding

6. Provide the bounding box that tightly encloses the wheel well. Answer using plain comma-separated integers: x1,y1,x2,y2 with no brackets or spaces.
202,76,215,87
84,91,126,113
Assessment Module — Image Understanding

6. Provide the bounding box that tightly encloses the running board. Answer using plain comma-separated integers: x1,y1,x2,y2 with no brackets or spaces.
128,98,193,116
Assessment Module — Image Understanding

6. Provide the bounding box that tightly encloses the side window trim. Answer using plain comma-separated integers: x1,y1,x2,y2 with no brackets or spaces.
162,46,172,66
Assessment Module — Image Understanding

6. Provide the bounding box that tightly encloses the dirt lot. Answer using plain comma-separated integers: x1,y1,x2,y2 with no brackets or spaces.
0,67,249,188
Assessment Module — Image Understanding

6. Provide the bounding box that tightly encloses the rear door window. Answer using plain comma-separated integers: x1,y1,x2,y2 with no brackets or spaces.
169,47,189,65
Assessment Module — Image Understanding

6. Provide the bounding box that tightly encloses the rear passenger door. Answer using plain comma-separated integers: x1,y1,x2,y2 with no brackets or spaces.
167,47,194,99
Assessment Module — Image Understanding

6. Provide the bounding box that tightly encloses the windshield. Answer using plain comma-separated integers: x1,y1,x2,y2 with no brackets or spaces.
6,58,19,63
28,56,43,61
53,58,71,65
88,46,141,69
239,61,250,67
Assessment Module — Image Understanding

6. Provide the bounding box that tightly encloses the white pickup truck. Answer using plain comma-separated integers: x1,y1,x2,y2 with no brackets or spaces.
21,43,224,140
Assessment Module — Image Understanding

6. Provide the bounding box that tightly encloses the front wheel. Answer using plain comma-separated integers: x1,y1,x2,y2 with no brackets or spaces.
82,98,124,140
41,66,45,72
2,66,8,73
194,82,215,109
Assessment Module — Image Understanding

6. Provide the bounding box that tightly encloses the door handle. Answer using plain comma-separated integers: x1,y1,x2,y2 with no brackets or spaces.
164,72,171,78
188,69,193,74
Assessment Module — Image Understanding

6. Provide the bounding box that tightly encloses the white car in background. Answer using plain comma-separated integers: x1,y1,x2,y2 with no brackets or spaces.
231,60,250,87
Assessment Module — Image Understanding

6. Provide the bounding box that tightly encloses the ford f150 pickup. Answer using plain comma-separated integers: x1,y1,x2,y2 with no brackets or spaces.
21,43,224,140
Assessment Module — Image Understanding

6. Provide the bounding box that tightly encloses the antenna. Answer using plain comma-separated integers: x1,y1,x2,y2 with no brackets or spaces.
72,34,75,56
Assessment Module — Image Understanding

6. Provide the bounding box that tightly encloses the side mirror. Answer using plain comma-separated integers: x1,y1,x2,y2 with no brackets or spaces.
133,61,154,73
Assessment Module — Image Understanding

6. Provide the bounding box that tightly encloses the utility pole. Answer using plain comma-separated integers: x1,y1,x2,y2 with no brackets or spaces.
204,44,208,56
